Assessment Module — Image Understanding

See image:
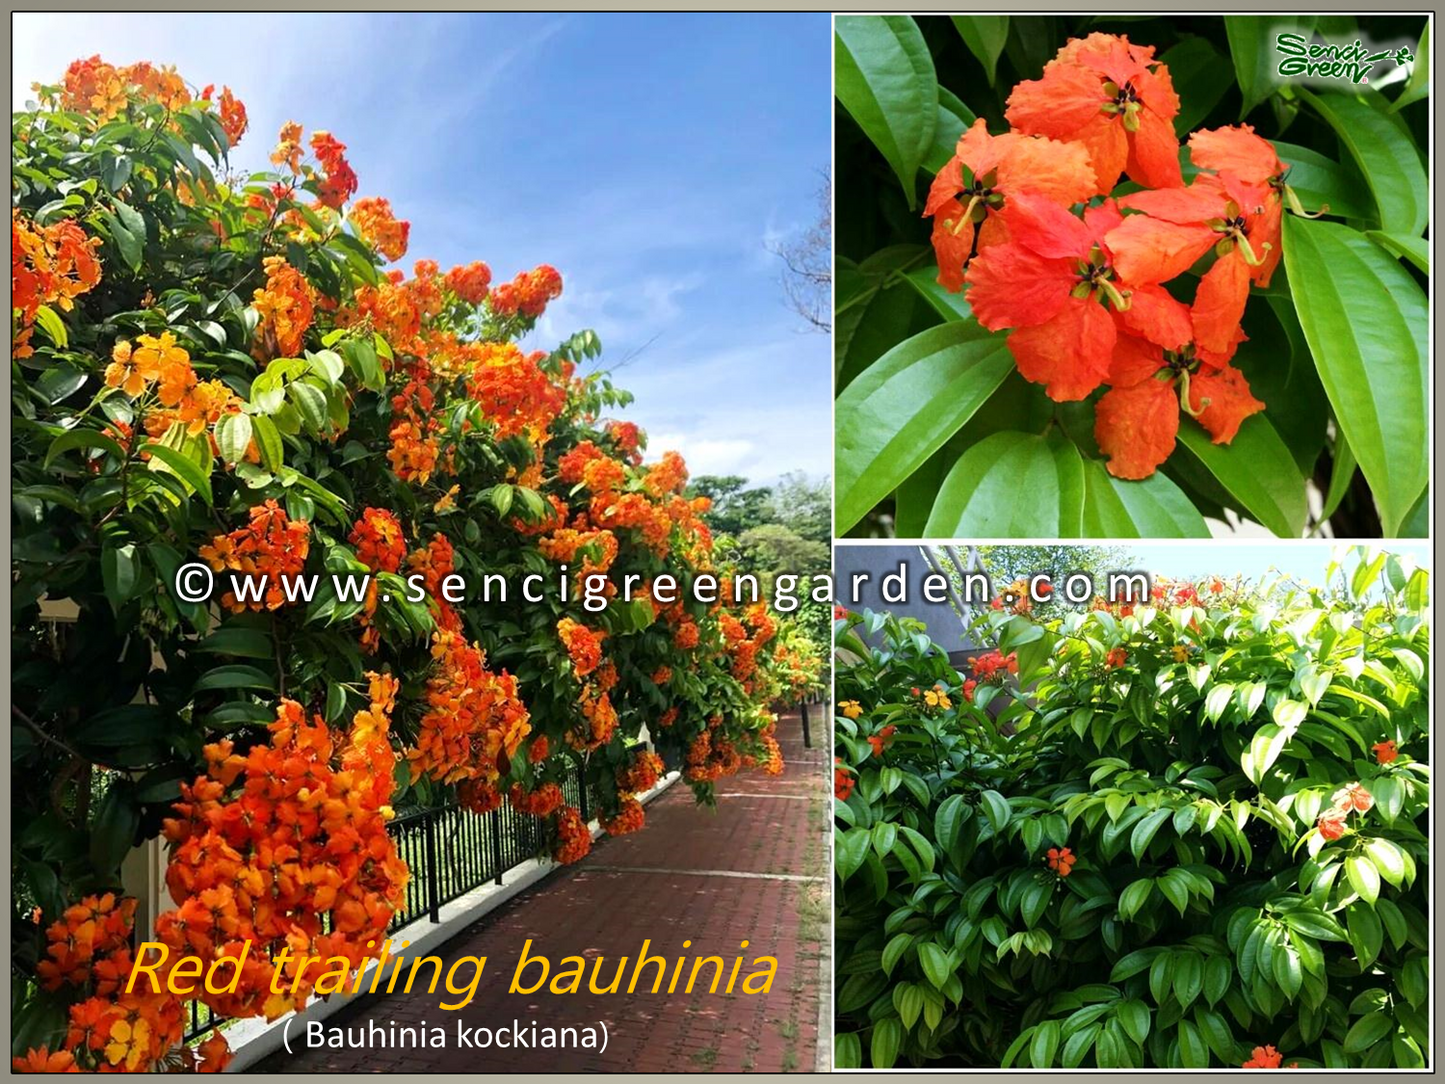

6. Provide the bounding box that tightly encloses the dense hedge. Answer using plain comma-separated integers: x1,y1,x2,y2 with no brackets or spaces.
12,57,822,1071
834,547,1429,1068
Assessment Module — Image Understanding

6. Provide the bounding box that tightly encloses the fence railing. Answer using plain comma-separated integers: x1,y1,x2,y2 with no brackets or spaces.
182,761,594,1042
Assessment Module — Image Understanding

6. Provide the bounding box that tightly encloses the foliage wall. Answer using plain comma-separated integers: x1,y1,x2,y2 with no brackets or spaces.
833,548,1429,1068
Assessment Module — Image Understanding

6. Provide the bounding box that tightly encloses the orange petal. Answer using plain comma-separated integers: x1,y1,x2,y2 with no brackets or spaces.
956,118,1008,180
1119,284,1193,350
1188,124,1282,185
1248,195,1283,288
1076,114,1130,195
963,242,1073,330
1118,178,1227,225
1188,364,1263,445
1106,215,1216,286
1095,376,1179,479
997,133,1096,207
1008,295,1116,402
930,199,974,293
1191,251,1250,356
1005,64,1108,142
1126,106,1183,189
1000,191,1091,259
1107,330,1167,387
924,155,964,218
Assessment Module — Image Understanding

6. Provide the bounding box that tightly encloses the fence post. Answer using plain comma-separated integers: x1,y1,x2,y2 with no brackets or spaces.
578,761,590,824
424,812,440,923
800,699,812,748
490,808,504,886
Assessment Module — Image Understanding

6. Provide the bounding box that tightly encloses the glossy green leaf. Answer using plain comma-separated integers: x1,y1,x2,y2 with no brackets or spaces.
1225,16,1316,117
923,88,978,176
1346,854,1381,905
924,430,1085,538
1321,429,1357,522
141,443,213,505
1299,89,1428,237
1389,20,1429,112
952,16,1009,85
1177,1018,1209,1067
1175,415,1306,538
1365,230,1429,273
1082,460,1209,538
835,15,937,207
1282,216,1427,537
871,1017,903,1069
1342,1010,1392,1054
1164,37,1235,134
835,321,1013,532
1273,141,1372,220
214,411,253,466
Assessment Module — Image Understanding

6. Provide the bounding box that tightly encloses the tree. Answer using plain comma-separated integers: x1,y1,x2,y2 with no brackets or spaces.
766,471,833,544
689,474,774,537
769,167,831,333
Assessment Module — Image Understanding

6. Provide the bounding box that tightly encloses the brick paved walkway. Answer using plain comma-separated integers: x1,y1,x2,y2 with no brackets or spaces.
264,707,829,1073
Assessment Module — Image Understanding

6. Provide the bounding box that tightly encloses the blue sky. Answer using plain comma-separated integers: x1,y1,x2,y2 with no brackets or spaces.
1127,541,1430,586
13,13,833,484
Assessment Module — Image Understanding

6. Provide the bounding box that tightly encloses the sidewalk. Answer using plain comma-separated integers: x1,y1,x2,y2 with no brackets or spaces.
263,707,829,1073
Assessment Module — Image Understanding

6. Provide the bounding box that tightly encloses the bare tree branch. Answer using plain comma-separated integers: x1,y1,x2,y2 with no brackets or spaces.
767,167,831,333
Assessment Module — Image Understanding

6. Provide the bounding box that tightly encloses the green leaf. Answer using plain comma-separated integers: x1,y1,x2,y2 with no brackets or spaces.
1020,879,1050,929
1273,142,1373,220
196,627,273,658
1225,16,1316,117
1030,1019,1061,1069
32,304,68,348
1081,460,1209,538
1321,429,1357,523
917,942,952,990
45,426,127,467
951,16,1009,85
835,1033,862,1069
925,430,1084,537
1177,1019,1210,1067
1062,1022,1102,1067
1282,216,1427,536
1346,901,1383,970
835,321,1013,532
1390,21,1429,112
1345,854,1381,905
1299,89,1428,237
1116,1000,1151,1047
214,411,253,466
923,88,977,177
193,664,274,692
1164,37,1236,134
1365,230,1429,273
1342,1010,1392,1054
870,1017,903,1069
1119,878,1153,922
904,266,973,322
1364,837,1406,887
1175,414,1306,538
251,414,283,472
1130,808,1171,862
1282,908,1348,942
141,442,213,505
101,543,138,613
834,15,937,207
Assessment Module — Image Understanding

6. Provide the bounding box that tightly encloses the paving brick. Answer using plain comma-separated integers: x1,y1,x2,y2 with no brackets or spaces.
261,709,828,1073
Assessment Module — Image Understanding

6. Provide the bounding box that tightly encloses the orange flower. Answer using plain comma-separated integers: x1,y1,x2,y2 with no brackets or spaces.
1372,740,1399,765
271,120,304,173
12,210,102,357
444,260,492,304
1045,846,1076,876
834,758,855,801
1093,330,1262,480
216,86,247,148
490,264,563,319
349,508,406,573
553,805,592,864
198,500,311,613
1006,33,1181,194
964,196,1133,401
602,798,646,837
12,1048,79,1072
557,617,606,678
1317,807,1348,842
1242,1045,1286,1069
252,255,315,360
1105,646,1128,669
867,724,897,758
350,197,410,263
309,130,358,209
1332,782,1374,814
925,118,1096,290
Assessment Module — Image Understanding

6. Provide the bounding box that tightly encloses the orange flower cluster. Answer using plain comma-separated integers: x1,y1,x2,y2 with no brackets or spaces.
12,210,102,357
1373,739,1399,765
557,617,606,678
17,894,233,1073
445,261,492,305
970,650,1019,681
602,798,645,837
309,130,358,209
674,619,701,651
552,805,592,864
52,55,190,120
105,332,244,448
349,507,407,573
1242,1044,1296,1069
867,724,898,758
467,342,568,441
160,681,406,1024
349,197,411,263
1105,646,1129,670
341,277,422,358
490,264,563,319
605,420,643,463
1317,782,1374,842
251,255,315,361
198,500,311,613
387,380,441,484
509,781,565,817
684,717,743,784
617,749,665,795
214,86,247,147
927,33,1284,478
1045,846,1077,877
458,777,503,815
834,758,856,801
407,628,531,785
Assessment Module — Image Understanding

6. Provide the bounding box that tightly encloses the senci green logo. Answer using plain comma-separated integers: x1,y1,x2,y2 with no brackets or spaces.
1275,31,1415,84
